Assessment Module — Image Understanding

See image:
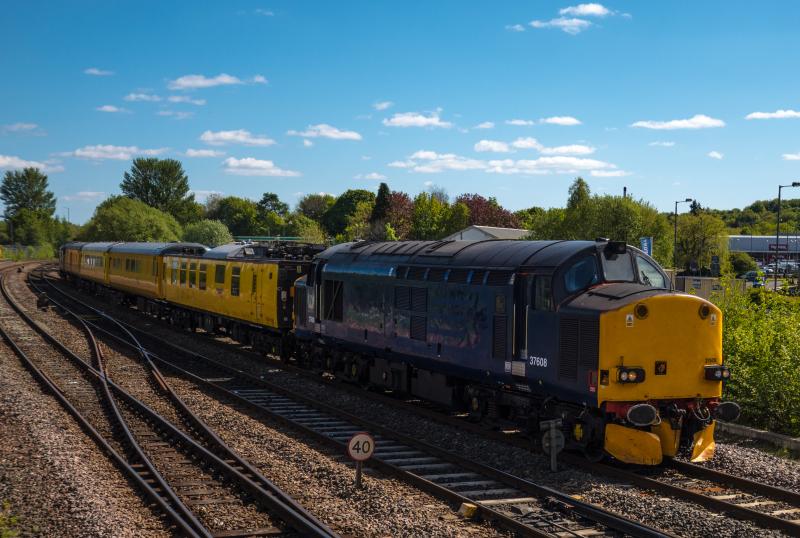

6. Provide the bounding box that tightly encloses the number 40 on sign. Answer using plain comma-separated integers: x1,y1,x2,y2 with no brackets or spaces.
347,432,375,488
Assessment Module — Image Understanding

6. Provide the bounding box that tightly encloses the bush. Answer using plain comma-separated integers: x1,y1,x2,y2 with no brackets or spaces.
730,251,757,275
183,219,233,247
80,196,182,242
0,501,19,538
713,283,800,435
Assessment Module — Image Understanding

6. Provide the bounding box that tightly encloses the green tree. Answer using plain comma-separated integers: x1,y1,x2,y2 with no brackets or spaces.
297,193,336,222
183,219,234,247
409,192,469,240
0,168,56,220
285,213,327,243
11,208,51,245
257,192,289,217
205,196,260,236
370,182,391,224
80,196,182,241
343,201,375,241
676,213,729,271
120,158,199,224
730,251,758,275
323,189,375,236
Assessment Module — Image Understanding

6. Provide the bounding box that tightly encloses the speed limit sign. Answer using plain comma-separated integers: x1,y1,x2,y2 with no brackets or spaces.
347,432,375,461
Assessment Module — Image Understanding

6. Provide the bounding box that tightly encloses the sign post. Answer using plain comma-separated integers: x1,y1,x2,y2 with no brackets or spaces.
347,432,375,488
540,419,564,472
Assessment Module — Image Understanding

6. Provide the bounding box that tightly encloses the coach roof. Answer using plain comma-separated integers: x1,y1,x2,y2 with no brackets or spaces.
107,242,208,256
318,239,600,270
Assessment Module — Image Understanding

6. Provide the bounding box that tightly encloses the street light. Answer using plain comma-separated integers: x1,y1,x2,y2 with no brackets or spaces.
774,182,800,291
674,198,693,276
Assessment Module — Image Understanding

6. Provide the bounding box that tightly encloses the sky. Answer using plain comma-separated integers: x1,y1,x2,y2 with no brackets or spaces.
2,1,800,224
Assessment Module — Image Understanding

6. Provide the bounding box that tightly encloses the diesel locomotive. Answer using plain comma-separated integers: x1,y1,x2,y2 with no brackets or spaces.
59,238,739,465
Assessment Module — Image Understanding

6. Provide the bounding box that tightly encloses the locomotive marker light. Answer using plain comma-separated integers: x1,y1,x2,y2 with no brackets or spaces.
704,364,731,381
540,419,564,472
617,367,645,383
347,432,375,488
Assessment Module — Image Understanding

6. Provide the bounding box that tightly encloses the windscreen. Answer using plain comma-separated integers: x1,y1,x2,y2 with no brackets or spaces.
602,251,636,282
564,255,600,293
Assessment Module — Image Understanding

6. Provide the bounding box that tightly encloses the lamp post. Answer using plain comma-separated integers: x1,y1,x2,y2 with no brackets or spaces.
774,182,800,291
673,198,693,277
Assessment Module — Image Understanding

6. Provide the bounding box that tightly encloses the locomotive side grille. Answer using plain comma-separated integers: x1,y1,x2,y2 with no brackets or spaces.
448,269,470,284
470,270,486,285
427,268,447,282
407,266,427,281
411,287,428,312
410,315,427,341
558,318,580,380
394,286,411,310
492,315,508,359
486,270,513,286
579,319,600,369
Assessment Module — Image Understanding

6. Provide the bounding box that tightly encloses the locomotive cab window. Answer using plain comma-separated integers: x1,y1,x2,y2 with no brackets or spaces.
602,250,635,282
323,279,344,321
636,255,667,288
564,255,599,293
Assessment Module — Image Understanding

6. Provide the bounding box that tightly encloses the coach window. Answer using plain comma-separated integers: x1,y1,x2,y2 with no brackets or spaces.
198,264,207,290
636,255,667,288
215,264,226,286
231,267,241,296
180,262,187,286
189,263,197,288
152,259,158,277
532,276,553,310
171,261,178,285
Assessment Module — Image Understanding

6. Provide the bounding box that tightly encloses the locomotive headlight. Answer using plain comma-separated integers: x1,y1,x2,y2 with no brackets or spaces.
704,365,731,381
617,367,645,384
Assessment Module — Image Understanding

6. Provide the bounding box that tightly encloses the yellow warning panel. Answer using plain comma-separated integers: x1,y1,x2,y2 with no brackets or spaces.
652,420,681,458
605,423,663,465
690,421,716,462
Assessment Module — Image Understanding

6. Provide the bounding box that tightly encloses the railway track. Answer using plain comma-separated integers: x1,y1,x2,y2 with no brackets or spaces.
2,264,335,538
35,267,671,538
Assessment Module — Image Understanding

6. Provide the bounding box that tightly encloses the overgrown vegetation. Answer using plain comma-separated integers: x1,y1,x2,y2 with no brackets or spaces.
714,285,800,436
0,501,19,538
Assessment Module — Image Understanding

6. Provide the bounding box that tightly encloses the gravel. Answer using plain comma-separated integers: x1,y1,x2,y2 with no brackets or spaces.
0,337,171,538
33,268,799,537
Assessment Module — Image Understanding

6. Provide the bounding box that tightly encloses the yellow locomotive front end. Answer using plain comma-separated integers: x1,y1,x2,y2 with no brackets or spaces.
598,293,739,465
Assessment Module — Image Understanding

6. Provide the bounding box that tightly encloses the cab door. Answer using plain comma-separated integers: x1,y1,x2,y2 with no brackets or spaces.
526,273,558,383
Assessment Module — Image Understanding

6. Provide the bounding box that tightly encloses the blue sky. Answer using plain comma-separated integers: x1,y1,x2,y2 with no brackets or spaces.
2,1,800,223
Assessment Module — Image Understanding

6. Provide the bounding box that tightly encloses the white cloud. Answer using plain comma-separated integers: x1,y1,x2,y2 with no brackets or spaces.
223,157,300,177
506,24,525,32
355,172,387,180
2,122,43,135
287,123,362,140
559,3,611,17
707,151,724,160
0,154,63,172
388,160,416,168
541,144,595,155
373,101,393,111
84,67,113,76
486,156,615,175
254,8,274,16
303,139,314,147
406,151,486,173
96,105,129,113
745,109,800,120
511,137,543,150
63,191,105,201
505,119,535,126
649,141,675,147
474,121,495,129
191,189,224,201
474,140,512,153
168,73,266,90
382,110,452,128
65,145,168,160
124,93,161,102
783,153,800,161
200,129,275,146
530,17,592,35
168,95,206,105
590,170,630,177
157,110,194,120
540,115,582,126
631,114,725,130
185,148,225,157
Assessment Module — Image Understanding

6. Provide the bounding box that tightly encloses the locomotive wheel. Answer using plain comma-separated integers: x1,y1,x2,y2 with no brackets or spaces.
467,395,487,423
